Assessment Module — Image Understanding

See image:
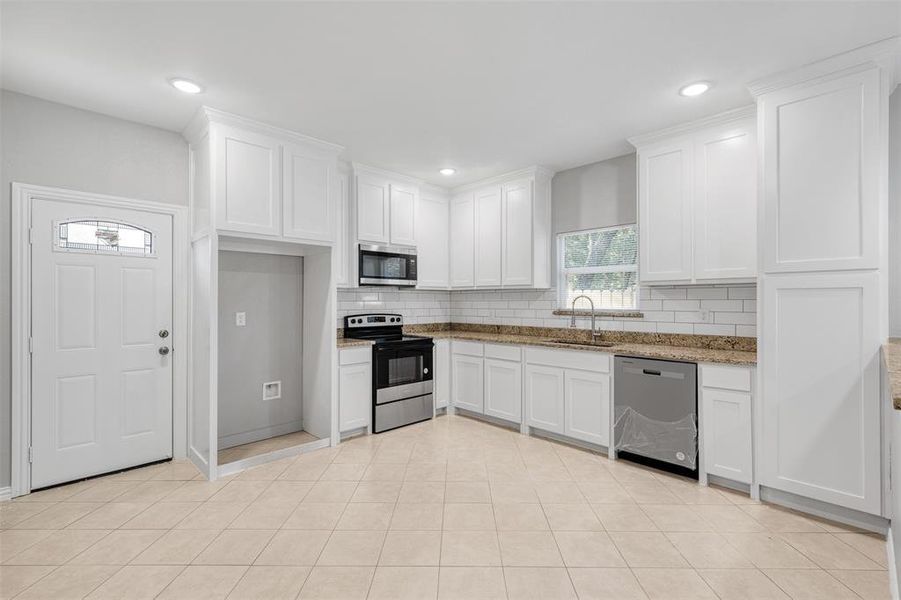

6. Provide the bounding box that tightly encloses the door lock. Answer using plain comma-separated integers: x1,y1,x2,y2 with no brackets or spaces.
158,346,170,356
159,329,169,339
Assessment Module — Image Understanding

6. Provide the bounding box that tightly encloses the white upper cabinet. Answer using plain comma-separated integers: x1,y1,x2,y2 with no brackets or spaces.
630,108,757,284
450,192,475,287
637,140,693,283
184,108,344,243
416,189,450,289
389,183,417,246
449,167,553,290
758,68,880,273
334,167,350,287
474,186,503,287
356,173,391,244
282,142,334,242
693,120,757,280
214,124,282,236
502,179,534,286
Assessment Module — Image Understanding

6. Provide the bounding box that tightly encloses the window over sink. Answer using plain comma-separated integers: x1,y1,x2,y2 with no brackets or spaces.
557,225,639,311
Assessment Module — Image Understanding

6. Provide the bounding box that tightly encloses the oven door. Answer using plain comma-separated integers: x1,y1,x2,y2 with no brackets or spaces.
374,342,433,405
359,244,417,286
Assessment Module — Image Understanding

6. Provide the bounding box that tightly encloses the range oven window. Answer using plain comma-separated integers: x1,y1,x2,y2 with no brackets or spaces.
387,355,422,386
361,254,407,279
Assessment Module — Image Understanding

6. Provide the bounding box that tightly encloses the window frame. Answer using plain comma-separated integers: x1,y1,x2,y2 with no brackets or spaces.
556,224,640,311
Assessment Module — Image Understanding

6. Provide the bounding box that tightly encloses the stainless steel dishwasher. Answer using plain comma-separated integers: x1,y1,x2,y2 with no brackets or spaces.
613,356,698,478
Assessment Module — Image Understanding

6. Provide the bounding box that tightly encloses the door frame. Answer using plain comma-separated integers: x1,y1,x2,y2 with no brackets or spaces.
11,183,189,498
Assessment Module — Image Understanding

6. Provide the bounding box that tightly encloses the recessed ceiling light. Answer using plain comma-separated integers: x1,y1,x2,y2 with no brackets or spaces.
169,78,203,94
679,81,711,97
439,168,456,176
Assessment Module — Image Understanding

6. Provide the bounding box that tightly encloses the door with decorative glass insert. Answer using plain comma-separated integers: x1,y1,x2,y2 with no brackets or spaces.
31,198,173,489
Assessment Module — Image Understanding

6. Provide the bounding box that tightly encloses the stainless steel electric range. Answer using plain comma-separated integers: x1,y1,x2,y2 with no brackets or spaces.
343,314,434,433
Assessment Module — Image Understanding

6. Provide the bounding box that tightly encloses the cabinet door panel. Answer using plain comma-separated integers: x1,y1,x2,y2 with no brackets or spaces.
357,175,390,243
283,144,333,242
390,183,417,246
417,193,449,288
434,340,451,409
564,370,610,446
702,388,752,483
693,120,757,280
215,125,281,235
452,354,483,413
450,193,475,287
474,186,502,287
760,272,880,513
638,141,692,282
340,362,371,432
502,179,533,286
760,68,880,272
525,364,564,434
484,359,522,423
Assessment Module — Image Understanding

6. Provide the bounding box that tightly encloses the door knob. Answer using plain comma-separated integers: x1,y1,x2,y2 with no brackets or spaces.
158,346,170,356
159,329,169,339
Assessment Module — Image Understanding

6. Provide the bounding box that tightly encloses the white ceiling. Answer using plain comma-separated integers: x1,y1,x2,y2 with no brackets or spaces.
2,1,899,186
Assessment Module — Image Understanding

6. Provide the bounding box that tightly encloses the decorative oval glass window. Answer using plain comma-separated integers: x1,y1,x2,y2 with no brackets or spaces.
56,220,155,257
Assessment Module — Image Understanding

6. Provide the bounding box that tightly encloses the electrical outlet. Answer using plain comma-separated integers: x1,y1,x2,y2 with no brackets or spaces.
235,312,246,327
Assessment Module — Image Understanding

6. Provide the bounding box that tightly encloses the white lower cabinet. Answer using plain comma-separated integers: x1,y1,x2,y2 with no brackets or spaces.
434,339,451,409
452,353,484,413
339,348,372,433
484,358,522,423
524,364,566,434
564,370,610,446
702,388,752,483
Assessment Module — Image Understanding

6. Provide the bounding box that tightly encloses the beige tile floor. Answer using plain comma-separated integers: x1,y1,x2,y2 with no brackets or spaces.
218,431,320,465
0,414,890,599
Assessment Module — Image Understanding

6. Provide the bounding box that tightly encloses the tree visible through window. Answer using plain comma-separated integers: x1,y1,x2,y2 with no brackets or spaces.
558,225,638,310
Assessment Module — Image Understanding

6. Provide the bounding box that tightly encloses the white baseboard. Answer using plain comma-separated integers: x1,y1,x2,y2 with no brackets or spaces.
218,420,303,450
216,437,329,478
0,486,11,502
887,528,900,600
760,485,890,535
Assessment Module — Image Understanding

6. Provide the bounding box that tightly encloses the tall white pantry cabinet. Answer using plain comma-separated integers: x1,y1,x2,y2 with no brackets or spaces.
751,41,898,516
184,107,343,480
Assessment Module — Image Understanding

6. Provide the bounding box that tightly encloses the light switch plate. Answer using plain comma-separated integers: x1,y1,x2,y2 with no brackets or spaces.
235,312,246,327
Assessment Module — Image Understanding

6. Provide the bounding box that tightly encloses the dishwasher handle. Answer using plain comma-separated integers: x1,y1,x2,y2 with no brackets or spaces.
642,368,661,376
622,365,686,380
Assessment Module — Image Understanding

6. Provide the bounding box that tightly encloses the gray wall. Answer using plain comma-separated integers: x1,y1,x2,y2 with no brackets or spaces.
217,251,304,447
0,90,188,489
890,87,901,338
551,153,636,235
550,152,637,278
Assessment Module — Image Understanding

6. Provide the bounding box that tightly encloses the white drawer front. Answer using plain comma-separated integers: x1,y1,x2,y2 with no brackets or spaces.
525,347,610,373
701,364,751,391
453,340,484,357
340,346,372,365
484,343,521,361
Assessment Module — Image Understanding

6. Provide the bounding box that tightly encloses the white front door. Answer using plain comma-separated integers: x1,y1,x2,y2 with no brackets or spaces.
31,198,174,489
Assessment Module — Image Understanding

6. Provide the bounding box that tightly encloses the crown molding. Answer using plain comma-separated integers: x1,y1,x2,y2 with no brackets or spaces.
351,162,424,186
182,106,344,154
627,105,756,148
450,165,556,195
747,36,900,98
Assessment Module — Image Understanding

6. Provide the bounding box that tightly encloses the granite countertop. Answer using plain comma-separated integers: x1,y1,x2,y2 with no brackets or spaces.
426,330,757,365
337,338,373,349
884,338,901,410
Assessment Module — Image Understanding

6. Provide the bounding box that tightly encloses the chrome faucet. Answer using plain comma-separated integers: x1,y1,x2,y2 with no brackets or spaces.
570,294,600,342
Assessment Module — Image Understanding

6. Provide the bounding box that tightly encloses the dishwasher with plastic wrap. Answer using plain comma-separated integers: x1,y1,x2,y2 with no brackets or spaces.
613,356,698,478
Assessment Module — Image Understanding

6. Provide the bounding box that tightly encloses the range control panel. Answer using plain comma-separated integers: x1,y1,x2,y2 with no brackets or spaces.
345,314,403,328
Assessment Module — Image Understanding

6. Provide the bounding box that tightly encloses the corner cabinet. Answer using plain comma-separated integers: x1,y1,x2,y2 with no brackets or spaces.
416,188,450,289
187,108,343,244
630,107,757,284
450,166,553,290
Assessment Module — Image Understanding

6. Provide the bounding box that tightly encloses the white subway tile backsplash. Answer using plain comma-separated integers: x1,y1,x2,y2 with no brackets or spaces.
339,284,757,336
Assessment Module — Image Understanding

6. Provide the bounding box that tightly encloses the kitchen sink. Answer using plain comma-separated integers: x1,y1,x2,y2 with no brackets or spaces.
545,338,616,348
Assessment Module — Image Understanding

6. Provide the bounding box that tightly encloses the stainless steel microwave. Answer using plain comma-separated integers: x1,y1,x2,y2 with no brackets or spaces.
358,244,417,286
